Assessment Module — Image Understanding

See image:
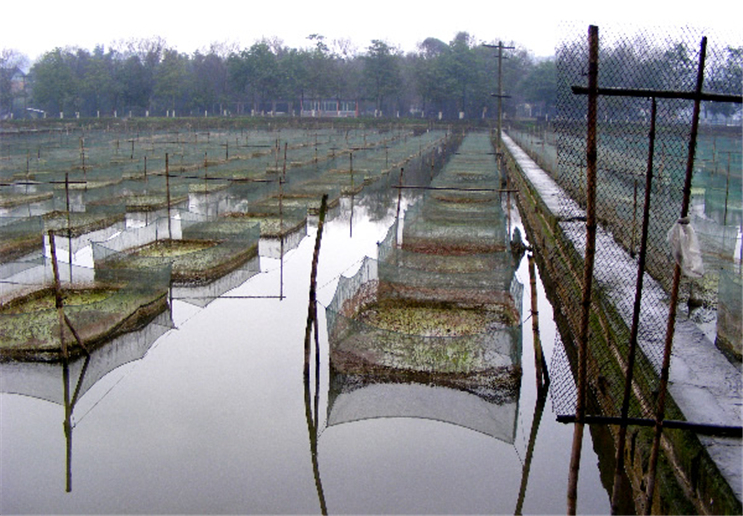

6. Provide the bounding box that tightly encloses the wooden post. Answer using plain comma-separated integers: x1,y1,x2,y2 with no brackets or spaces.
567,24,599,516
165,153,172,241
644,37,708,515
49,230,68,359
611,97,658,514
528,254,549,390
304,194,328,371
282,142,288,181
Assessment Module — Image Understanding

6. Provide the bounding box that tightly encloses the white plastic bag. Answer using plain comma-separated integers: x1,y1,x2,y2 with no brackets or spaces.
667,217,704,278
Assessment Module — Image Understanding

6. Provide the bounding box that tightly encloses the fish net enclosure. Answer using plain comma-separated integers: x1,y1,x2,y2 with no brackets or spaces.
1,124,461,365
325,132,522,403
546,23,742,419
0,251,171,362
92,210,260,285
401,133,509,255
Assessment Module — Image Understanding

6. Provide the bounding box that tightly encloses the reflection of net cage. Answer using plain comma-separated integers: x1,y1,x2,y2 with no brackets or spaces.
547,23,742,419
326,371,520,444
0,256,171,362
0,308,174,403
93,212,260,286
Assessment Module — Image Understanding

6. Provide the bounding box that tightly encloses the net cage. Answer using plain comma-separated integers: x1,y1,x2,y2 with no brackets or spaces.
324,132,522,402
92,209,260,286
545,23,742,418
325,255,523,402
0,251,171,362
401,132,509,255
0,201,127,265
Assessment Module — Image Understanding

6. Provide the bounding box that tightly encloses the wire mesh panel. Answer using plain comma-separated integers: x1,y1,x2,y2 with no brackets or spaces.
549,23,742,418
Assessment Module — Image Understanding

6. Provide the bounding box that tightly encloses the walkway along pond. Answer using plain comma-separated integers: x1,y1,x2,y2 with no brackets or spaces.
502,131,742,514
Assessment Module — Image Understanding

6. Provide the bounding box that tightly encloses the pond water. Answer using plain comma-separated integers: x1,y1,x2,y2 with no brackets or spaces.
1,169,612,514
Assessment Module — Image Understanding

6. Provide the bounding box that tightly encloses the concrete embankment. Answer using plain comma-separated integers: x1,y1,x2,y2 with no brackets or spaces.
501,132,742,514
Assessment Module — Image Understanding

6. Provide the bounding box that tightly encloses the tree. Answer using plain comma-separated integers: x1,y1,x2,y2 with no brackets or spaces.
519,58,557,116
363,40,402,115
30,48,78,114
154,49,189,113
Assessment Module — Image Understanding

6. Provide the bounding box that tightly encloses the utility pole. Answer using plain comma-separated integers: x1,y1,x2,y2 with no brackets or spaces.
485,41,514,153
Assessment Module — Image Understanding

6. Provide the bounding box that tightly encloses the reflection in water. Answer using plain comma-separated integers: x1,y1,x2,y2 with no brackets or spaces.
303,195,328,515
0,309,173,492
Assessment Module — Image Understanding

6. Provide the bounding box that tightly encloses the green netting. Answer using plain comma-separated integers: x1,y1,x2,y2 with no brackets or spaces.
0,255,171,361
325,256,522,400
0,216,45,262
716,267,742,360
397,132,508,255
93,212,259,285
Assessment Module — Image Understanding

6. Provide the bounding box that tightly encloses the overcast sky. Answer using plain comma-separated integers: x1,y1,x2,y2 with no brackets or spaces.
2,0,741,63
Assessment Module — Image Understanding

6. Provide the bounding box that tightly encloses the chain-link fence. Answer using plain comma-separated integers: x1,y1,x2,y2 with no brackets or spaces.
534,23,742,420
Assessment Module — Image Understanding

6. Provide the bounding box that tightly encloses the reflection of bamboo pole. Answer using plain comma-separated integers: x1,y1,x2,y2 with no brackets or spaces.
644,37,708,515
514,386,548,515
611,97,657,515
63,352,90,493
567,24,599,516
527,255,549,390
280,236,285,301
63,360,72,492
303,309,328,516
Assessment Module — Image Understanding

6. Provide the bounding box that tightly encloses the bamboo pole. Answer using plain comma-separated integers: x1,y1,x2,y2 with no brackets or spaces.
567,24,599,516
644,37,708,515
514,385,548,515
610,97,658,514
528,254,549,390
49,230,69,359
304,194,328,371
165,153,172,240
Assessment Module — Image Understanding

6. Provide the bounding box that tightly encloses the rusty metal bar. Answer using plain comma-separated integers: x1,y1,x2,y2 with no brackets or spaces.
644,36,708,515
571,85,741,103
392,185,519,193
567,24,599,516
557,415,742,438
611,97,658,514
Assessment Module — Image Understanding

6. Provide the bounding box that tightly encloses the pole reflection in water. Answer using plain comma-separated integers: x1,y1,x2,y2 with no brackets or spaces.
1,308,173,494
304,194,329,515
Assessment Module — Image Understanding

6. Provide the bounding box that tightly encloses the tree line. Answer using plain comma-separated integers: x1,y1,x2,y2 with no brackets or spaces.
1,32,557,120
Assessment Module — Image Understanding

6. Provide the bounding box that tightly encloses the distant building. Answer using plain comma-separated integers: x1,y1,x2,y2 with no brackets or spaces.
300,99,358,118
